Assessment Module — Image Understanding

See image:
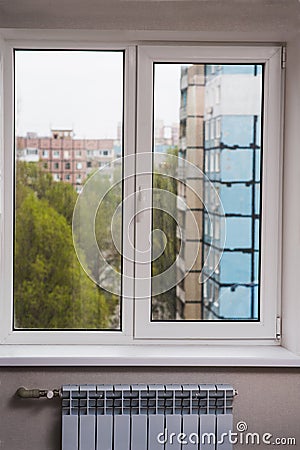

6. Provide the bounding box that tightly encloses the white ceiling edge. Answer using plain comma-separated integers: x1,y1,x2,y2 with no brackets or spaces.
0,28,294,43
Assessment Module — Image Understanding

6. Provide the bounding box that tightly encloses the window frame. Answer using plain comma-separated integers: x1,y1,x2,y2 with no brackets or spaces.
0,32,291,363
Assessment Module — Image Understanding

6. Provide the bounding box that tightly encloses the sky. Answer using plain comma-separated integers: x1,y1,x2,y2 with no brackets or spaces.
15,51,181,139
154,63,181,127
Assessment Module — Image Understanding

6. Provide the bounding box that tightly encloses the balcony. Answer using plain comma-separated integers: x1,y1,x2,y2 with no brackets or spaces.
18,148,39,163
177,195,187,212
179,137,187,151
176,255,186,273
176,285,186,303
180,73,188,90
176,225,186,241
180,105,187,120
177,166,186,180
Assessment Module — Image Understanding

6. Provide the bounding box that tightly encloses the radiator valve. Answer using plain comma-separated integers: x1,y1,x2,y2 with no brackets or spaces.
16,387,60,399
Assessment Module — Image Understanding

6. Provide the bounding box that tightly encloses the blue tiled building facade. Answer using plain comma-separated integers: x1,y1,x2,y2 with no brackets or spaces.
202,64,262,320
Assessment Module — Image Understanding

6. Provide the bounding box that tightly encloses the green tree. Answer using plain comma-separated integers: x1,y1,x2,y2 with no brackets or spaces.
16,162,77,224
152,148,178,319
14,161,115,329
73,171,122,286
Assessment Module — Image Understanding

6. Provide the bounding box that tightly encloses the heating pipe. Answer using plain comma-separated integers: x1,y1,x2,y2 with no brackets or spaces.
17,386,61,399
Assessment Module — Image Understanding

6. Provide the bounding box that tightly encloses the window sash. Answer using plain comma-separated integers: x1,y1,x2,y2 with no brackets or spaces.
134,45,282,340
0,41,136,345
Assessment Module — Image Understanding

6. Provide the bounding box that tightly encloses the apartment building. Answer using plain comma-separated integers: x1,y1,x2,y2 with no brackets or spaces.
16,129,116,192
154,118,179,153
176,65,205,320
202,64,262,320
176,63,262,321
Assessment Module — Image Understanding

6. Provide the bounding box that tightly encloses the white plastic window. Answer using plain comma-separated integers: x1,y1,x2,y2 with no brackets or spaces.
0,41,283,346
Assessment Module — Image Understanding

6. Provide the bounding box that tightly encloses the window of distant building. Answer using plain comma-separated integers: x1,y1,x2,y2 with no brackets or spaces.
216,117,221,138
215,84,221,104
210,119,214,140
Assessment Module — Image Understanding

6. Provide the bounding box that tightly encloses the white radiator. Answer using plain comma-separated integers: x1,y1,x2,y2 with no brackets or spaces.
61,384,234,450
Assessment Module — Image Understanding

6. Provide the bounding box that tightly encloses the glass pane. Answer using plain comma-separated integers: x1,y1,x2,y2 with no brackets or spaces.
14,50,123,330
152,63,263,321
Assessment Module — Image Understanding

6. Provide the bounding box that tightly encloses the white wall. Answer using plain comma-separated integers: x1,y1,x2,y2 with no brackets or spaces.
282,32,300,354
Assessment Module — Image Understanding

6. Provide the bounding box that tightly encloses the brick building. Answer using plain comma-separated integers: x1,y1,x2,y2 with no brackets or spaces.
176,65,205,320
16,129,117,192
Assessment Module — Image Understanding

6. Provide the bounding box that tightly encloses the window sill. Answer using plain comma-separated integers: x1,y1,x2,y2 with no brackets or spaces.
0,344,299,367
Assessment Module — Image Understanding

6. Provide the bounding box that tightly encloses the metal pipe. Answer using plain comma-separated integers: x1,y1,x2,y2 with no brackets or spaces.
17,387,60,399
16,386,238,399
